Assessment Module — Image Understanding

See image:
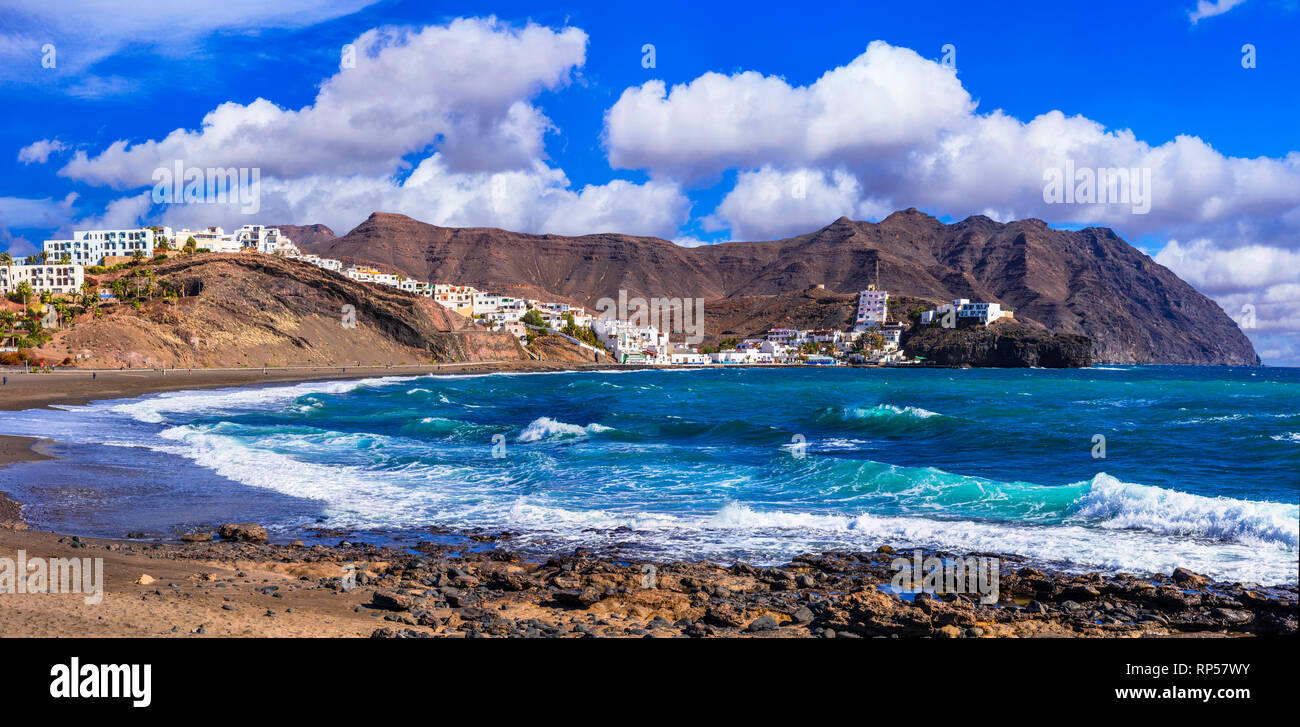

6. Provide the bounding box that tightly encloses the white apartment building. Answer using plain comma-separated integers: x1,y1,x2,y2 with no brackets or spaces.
299,254,343,273
921,299,1008,326
0,263,85,296
765,328,805,346
173,226,239,252
234,225,297,255
668,352,711,365
433,284,477,316
855,288,889,331
43,228,163,265
344,267,400,287
399,279,434,297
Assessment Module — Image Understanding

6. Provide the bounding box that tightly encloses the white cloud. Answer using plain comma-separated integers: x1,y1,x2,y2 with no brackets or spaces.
0,193,77,228
1189,0,1248,24
17,138,68,164
606,41,972,181
105,153,687,242
712,167,891,240
0,0,380,84
1154,239,1300,295
57,19,589,186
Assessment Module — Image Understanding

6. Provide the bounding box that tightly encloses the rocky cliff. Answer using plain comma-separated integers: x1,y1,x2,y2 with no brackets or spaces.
902,320,1094,368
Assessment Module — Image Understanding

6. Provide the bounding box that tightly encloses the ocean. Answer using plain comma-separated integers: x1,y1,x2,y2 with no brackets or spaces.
1,366,1297,584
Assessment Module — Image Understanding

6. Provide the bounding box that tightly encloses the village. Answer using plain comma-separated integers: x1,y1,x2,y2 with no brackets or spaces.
2,225,1013,366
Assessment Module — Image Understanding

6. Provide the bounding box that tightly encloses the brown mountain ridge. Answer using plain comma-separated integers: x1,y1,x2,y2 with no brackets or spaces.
301,209,1258,365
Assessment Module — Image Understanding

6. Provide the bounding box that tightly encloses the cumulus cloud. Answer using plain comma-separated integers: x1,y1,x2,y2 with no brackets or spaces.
143,155,688,239
606,42,973,180
712,167,893,240
1155,239,1300,295
0,193,78,229
17,139,68,164
1189,0,1247,24
58,18,590,186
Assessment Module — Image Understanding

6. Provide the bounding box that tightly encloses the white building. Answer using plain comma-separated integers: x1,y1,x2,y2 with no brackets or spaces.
433,284,477,316
592,318,669,363
855,288,889,331
921,299,1008,326
173,226,239,252
0,263,85,296
43,228,162,266
399,279,434,297
299,254,343,273
234,225,297,255
344,267,400,287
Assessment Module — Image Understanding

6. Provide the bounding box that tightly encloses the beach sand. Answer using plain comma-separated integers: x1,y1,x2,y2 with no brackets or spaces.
0,361,617,413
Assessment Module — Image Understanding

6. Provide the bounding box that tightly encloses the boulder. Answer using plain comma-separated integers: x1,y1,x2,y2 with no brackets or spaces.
217,523,268,543
370,590,415,612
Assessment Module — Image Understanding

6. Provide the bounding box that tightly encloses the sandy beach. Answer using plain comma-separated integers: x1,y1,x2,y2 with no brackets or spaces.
0,361,624,413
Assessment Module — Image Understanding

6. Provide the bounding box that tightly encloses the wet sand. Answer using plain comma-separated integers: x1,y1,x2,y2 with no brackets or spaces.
0,361,622,412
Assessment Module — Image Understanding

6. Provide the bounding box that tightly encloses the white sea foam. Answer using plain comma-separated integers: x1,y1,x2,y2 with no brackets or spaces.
517,417,612,442
1270,432,1300,443
843,404,942,420
101,376,415,423
1068,473,1299,549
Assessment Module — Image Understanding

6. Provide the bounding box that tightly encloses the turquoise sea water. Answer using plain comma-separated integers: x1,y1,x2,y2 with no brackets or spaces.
2,366,1297,583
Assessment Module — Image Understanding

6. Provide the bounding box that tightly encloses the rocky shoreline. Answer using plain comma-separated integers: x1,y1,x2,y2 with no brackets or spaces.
16,521,1287,639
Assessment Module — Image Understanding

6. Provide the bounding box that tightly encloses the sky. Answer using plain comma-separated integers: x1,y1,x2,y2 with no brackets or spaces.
1,0,1298,363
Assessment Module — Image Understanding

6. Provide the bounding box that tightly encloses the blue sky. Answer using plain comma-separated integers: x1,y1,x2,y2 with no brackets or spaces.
1,0,1298,362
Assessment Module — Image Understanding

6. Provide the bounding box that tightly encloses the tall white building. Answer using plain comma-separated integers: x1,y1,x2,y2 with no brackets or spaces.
855,288,889,331
43,228,163,266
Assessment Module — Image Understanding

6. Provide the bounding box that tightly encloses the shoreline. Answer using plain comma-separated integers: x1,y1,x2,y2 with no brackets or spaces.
0,361,643,413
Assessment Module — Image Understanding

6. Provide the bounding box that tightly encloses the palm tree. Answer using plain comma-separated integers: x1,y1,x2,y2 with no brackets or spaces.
14,280,33,307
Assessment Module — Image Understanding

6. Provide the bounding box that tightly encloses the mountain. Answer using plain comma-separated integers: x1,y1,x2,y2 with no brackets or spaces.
302,210,1258,365
37,254,526,368
270,223,336,247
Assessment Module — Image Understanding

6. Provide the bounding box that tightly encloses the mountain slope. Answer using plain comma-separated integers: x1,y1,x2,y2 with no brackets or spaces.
39,254,526,368
302,210,1257,365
